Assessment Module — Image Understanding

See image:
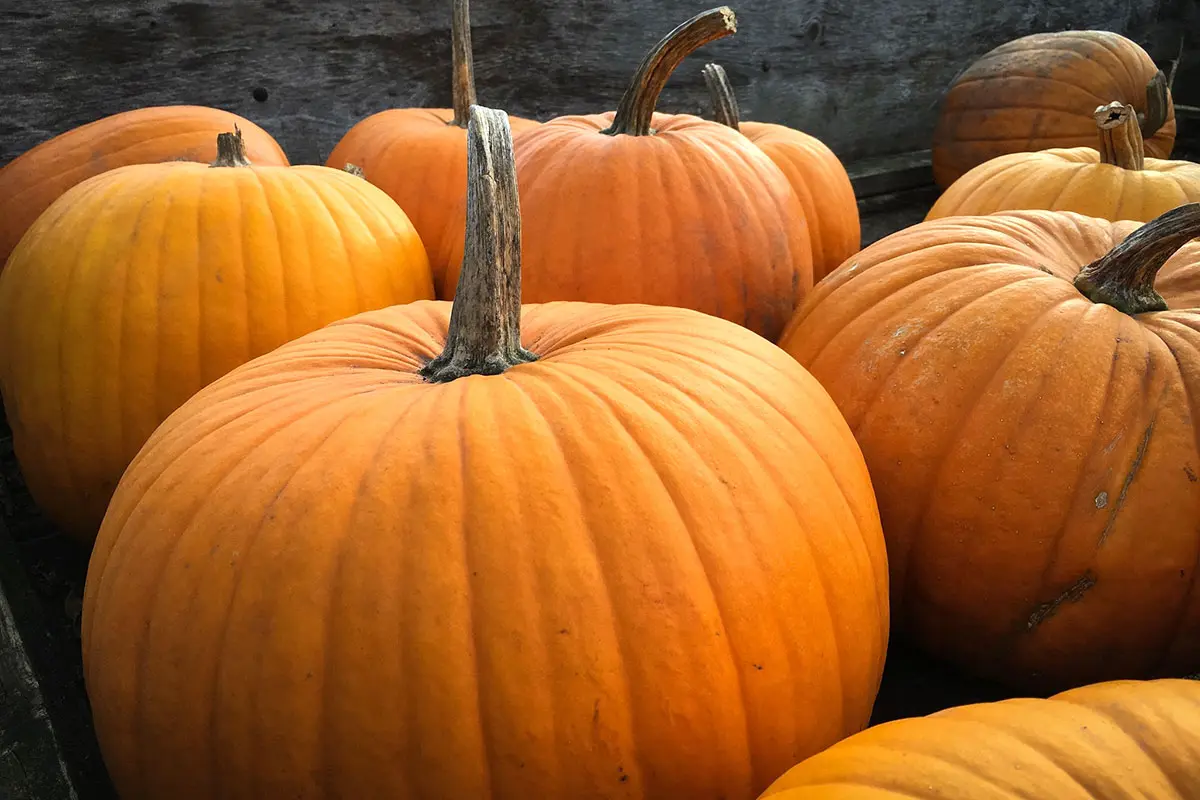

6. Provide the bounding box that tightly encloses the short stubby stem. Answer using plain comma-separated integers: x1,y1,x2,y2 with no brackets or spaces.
702,62,741,130
211,127,252,168
1094,101,1145,171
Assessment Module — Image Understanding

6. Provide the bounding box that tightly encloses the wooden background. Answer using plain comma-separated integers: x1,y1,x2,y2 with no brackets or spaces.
2,0,1196,169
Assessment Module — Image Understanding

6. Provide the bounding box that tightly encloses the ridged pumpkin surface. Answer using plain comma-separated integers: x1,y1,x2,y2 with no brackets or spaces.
778,209,1200,691
739,121,860,282
0,105,288,269
932,31,1176,188
325,108,541,296
0,155,433,542
82,300,889,799
443,112,813,342
760,678,1200,798
928,146,1200,222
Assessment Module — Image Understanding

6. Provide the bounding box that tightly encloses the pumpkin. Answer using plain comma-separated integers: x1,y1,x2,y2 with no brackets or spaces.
0,130,433,543
0,105,288,270
777,203,1200,692
928,100,1200,221
759,678,1200,798
441,8,812,343
702,62,860,283
325,0,540,298
932,30,1176,189
82,105,889,800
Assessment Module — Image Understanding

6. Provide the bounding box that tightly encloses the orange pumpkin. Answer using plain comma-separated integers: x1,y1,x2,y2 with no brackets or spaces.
929,100,1200,221
0,105,288,270
778,203,1200,691
702,62,859,282
0,130,433,543
932,30,1176,189
442,8,812,343
82,105,888,800
759,678,1200,798
325,0,540,297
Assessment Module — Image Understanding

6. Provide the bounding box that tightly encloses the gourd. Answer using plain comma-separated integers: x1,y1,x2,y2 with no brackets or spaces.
82,105,889,800
702,62,860,282
441,8,812,343
778,203,1200,691
932,30,1176,188
0,130,433,542
0,105,287,269
325,0,540,297
928,101,1200,221
759,678,1200,799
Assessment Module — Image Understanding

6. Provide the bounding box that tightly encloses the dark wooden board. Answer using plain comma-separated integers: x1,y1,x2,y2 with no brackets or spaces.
0,0,1187,168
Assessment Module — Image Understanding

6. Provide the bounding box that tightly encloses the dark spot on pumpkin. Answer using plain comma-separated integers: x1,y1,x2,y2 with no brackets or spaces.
752,663,763,670
620,775,629,783
559,628,569,634
1025,571,1097,631
252,86,269,102
1185,465,1197,482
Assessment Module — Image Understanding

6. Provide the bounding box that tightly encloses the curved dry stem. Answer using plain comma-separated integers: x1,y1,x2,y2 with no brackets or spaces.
421,105,536,382
450,0,478,127
603,7,738,137
702,62,741,130
211,126,251,167
1074,203,1200,314
1140,69,1170,139
1094,101,1145,170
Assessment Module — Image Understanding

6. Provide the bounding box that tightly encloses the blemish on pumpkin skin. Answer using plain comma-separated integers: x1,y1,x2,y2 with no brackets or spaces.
1097,422,1155,546
1185,465,1197,482
1094,491,1108,509
1026,571,1097,631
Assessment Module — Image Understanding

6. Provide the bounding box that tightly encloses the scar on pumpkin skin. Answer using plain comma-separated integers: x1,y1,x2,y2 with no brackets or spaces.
1026,571,1097,631
1097,421,1155,546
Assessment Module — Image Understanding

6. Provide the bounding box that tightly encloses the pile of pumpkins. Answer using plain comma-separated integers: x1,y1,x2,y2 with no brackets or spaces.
1,2,1199,797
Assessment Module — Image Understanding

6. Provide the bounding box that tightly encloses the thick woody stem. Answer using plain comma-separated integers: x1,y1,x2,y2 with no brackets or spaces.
1094,101,1145,170
1074,203,1200,315
211,126,251,167
702,62,741,130
420,105,536,382
1140,69,1170,139
603,7,738,137
450,0,478,127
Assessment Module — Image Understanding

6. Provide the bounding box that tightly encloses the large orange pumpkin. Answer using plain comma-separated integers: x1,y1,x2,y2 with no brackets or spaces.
325,0,540,297
82,105,888,800
442,8,812,343
929,100,1200,221
0,105,288,270
0,130,433,543
759,678,1200,798
932,30,1176,189
702,62,860,282
778,203,1200,691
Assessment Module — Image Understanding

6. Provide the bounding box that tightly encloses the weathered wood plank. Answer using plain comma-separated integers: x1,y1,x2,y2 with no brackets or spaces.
0,0,1184,167
0,519,79,800
849,150,933,199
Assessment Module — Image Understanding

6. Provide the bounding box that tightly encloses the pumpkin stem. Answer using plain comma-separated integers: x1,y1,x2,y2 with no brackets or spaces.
210,126,252,168
1073,203,1200,315
1094,102,1145,170
1139,69,1170,140
702,62,741,130
603,7,738,137
421,105,536,382
343,163,366,178
450,0,478,128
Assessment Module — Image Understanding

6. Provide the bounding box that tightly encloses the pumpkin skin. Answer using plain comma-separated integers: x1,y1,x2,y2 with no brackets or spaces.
0,138,433,543
740,121,859,283
325,108,541,296
0,105,288,270
778,207,1200,691
81,103,889,800
759,678,1200,799
702,63,859,283
932,30,1177,189
443,113,813,342
929,101,1200,222
82,301,890,799
324,0,540,297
